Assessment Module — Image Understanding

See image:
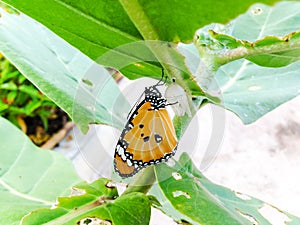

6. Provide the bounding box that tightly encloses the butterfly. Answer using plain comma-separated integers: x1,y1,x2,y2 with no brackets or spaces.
114,76,178,177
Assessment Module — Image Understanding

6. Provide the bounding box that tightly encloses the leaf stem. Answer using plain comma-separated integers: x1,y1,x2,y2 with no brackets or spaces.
122,166,156,195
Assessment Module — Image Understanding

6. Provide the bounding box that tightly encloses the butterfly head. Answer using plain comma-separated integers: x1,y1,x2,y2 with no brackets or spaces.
144,84,166,109
145,84,162,98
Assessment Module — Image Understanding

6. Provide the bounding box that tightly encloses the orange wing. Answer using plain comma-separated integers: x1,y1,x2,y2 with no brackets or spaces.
124,102,177,163
114,154,140,177
114,82,178,178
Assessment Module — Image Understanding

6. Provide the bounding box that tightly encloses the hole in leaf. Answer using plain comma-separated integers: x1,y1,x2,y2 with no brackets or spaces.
236,208,258,225
172,172,182,180
77,217,112,225
166,159,175,167
252,7,263,15
105,181,116,189
172,190,191,199
71,188,86,196
234,191,251,200
258,204,291,225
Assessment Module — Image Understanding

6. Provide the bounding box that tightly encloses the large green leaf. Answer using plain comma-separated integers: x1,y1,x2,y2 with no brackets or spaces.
22,179,150,225
217,60,300,124
214,2,300,124
2,0,279,45
197,2,300,68
1,0,279,83
180,42,300,124
0,9,129,133
180,2,300,124
152,153,300,225
0,117,81,225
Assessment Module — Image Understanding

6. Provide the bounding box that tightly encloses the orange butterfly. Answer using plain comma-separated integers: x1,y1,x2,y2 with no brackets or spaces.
114,77,178,177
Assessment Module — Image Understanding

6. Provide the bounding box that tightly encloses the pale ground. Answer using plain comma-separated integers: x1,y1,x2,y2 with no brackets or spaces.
56,82,300,225
152,95,300,225
196,97,300,225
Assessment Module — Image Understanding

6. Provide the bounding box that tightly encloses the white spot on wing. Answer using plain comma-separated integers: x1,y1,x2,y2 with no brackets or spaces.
127,159,132,166
118,146,126,161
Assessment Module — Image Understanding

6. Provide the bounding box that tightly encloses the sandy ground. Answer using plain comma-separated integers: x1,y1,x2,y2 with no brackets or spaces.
56,83,300,225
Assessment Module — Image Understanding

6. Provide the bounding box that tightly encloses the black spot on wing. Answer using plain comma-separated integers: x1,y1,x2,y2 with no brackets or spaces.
143,136,150,142
154,133,163,143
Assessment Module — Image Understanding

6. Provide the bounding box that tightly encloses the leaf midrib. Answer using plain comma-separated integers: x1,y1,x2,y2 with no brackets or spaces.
0,178,53,205
53,0,141,42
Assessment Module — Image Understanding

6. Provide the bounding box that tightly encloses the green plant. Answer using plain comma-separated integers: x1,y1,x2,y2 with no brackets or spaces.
0,0,299,225
0,56,57,130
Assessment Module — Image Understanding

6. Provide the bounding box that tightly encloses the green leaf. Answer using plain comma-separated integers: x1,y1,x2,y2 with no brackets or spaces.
153,164,248,224
73,179,118,198
180,42,300,124
0,9,130,133
0,101,9,112
152,153,300,225
0,117,81,225
218,59,300,124
6,90,17,103
17,73,27,84
197,2,300,68
182,2,300,124
1,0,278,94
7,105,27,115
1,70,20,83
2,0,279,45
0,81,17,91
14,92,30,106
18,85,41,98
22,179,150,225
38,112,49,131
24,100,42,115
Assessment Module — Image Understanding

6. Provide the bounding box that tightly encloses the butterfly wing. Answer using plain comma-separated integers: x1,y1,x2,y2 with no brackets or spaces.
114,153,140,177
114,100,177,177
124,102,177,163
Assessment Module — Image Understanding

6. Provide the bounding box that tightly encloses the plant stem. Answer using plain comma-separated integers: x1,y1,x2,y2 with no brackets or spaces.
122,166,156,195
